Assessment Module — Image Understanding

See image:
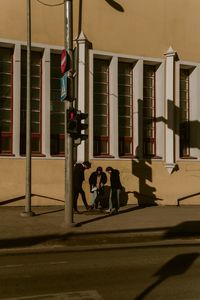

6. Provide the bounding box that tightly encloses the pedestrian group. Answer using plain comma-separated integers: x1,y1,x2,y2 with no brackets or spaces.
73,161,123,214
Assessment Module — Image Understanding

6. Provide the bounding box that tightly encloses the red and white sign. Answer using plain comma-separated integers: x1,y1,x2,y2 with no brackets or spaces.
61,49,67,73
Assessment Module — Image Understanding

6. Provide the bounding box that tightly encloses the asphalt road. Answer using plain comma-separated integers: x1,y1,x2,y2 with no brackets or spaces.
1,244,200,300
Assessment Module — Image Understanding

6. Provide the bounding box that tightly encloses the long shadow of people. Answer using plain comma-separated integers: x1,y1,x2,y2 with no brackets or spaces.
134,253,199,300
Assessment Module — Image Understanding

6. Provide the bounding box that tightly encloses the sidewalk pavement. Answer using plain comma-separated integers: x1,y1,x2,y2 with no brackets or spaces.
1,204,200,252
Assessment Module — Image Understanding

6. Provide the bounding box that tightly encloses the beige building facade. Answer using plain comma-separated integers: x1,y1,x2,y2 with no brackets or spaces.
1,0,200,207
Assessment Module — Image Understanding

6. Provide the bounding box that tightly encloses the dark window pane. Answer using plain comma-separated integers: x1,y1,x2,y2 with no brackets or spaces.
94,139,109,156
118,62,133,156
20,50,42,154
50,53,64,155
94,82,108,94
32,99,40,110
1,121,11,132
143,65,156,157
180,68,190,157
0,47,13,154
0,62,12,73
0,98,10,109
94,104,108,115
93,59,109,156
31,122,40,133
0,135,12,152
32,138,40,152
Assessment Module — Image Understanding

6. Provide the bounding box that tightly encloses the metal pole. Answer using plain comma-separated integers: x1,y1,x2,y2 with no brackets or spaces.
21,0,34,217
64,0,74,225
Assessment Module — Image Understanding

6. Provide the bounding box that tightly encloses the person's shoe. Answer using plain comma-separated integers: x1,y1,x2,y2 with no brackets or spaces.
110,209,119,214
74,210,82,214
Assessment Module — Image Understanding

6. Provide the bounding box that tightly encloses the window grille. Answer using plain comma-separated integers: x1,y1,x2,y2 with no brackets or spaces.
180,68,190,157
118,62,133,157
93,59,109,156
0,47,13,155
50,53,64,156
143,65,156,157
20,50,42,155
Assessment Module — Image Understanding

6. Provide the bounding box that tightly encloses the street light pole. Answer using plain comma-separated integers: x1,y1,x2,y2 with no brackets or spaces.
21,0,34,217
64,0,74,225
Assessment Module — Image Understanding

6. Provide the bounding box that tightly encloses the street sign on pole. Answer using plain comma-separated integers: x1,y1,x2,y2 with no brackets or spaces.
60,73,67,101
61,49,67,73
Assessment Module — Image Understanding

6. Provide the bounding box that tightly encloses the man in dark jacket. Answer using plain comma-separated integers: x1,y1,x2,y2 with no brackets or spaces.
89,166,107,209
73,161,91,213
105,166,122,213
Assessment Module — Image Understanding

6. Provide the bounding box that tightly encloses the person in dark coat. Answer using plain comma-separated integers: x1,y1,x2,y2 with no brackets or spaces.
73,161,91,213
89,166,107,209
105,166,122,213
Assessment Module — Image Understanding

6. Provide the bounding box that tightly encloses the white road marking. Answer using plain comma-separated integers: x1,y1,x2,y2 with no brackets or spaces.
0,264,23,269
5,290,104,299
48,261,69,265
0,261,69,269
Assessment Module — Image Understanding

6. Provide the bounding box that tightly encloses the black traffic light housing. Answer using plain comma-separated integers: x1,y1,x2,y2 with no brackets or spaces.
67,108,88,141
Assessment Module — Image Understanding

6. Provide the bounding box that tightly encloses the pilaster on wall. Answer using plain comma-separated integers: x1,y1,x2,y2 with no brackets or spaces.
76,31,90,162
164,46,177,174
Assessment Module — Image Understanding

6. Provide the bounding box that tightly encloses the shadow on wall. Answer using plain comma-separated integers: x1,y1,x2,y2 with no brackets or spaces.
130,94,200,206
130,99,159,207
132,158,158,207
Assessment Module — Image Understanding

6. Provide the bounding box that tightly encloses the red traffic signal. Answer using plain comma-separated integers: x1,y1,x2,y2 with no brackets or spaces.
67,108,79,136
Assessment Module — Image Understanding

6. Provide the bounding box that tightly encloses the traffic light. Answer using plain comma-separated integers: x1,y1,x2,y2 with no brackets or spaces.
77,112,88,141
67,108,79,137
67,109,88,141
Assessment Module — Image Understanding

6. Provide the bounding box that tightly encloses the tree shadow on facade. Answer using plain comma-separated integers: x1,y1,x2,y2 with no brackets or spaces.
134,253,199,300
132,158,158,207
131,99,159,207
132,96,200,206
156,99,200,154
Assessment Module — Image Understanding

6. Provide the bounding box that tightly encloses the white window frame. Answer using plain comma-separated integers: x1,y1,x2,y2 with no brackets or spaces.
175,61,200,160
0,37,63,159
89,50,165,160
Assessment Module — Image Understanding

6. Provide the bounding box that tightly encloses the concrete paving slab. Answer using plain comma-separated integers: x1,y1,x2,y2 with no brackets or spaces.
0,205,200,250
